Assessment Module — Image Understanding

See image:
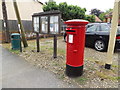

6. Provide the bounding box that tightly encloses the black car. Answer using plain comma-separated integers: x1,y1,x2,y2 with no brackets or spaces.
85,23,120,51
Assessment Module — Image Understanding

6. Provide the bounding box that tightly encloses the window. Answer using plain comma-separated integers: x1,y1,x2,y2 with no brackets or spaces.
118,26,120,30
87,24,97,32
41,16,48,33
117,26,120,33
50,16,59,34
100,24,110,31
33,17,39,32
96,26,100,31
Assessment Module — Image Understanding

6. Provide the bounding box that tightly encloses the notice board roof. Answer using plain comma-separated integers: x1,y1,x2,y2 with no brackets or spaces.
32,10,61,17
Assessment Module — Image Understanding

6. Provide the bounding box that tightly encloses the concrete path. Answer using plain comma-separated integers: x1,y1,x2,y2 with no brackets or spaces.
0,46,2,89
2,47,77,88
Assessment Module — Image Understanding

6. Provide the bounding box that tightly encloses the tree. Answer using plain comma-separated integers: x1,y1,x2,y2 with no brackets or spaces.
43,1,59,11
99,9,113,21
48,0,54,2
90,8,103,17
105,9,113,13
99,13,106,21
85,15,95,22
58,2,68,21
43,2,86,21
59,2,86,21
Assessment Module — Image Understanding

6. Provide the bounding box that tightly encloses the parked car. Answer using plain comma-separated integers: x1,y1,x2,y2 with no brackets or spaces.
85,23,120,51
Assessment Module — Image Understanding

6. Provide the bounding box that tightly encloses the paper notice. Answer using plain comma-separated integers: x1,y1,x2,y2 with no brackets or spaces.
69,34,73,43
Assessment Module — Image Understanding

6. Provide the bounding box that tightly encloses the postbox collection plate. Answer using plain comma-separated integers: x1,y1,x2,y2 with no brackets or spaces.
68,34,73,43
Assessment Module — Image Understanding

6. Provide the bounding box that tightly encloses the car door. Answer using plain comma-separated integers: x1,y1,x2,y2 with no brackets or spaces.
85,24,99,47
96,24,110,45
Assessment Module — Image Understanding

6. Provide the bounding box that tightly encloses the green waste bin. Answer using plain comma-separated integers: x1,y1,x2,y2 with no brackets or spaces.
11,33,21,50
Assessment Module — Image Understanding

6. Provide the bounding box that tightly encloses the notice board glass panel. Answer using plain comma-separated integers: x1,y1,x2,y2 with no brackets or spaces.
41,16,48,33
50,16,59,34
33,17,39,32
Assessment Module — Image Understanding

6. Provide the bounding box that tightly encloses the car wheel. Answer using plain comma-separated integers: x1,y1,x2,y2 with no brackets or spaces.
94,40,106,51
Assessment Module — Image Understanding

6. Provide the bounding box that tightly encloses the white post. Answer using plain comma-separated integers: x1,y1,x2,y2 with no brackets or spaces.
0,1,2,89
105,0,120,69
117,1,120,24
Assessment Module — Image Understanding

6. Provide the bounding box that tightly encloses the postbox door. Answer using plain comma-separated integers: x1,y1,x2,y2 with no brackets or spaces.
66,27,86,67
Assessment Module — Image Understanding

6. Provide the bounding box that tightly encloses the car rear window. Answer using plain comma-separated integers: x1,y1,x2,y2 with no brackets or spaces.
118,26,120,30
118,26,120,33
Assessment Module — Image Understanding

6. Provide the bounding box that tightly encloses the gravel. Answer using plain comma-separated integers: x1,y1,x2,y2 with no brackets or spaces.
3,37,119,88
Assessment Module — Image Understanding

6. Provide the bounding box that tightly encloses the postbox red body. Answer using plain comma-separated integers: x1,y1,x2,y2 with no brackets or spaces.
64,19,89,77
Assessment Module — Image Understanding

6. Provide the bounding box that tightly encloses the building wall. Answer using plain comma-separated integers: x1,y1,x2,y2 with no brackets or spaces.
0,0,43,43
2,0,43,20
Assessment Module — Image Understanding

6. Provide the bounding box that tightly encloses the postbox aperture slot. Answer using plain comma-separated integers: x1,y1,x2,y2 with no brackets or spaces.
66,30,75,32
66,29,77,34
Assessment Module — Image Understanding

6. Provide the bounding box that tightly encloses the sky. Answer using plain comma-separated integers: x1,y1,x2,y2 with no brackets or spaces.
40,0,115,14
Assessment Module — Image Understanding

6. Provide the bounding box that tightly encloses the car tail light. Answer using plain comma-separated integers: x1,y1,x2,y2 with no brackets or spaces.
116,36,120,40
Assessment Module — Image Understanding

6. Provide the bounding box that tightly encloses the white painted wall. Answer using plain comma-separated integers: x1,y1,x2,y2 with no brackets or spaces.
0,0,43,20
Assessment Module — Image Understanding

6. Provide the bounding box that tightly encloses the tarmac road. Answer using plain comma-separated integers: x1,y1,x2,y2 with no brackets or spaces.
2,47,76,88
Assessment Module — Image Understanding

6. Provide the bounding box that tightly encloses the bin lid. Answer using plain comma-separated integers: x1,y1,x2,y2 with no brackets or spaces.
11,33,20,36
64,19,89,25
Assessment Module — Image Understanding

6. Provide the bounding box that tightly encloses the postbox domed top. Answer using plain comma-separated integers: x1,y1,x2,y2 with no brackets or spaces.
64,19,89,25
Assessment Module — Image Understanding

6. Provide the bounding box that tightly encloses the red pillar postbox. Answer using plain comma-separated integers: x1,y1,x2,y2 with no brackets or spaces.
64,19,89,77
